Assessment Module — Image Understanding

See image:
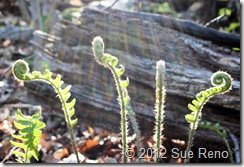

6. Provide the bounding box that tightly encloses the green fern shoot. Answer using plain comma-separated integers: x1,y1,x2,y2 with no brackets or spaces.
12,59,80,163
198,121,234,163
184,71,233,163
92,36,142,163
10,108,45,163
153,60,166,163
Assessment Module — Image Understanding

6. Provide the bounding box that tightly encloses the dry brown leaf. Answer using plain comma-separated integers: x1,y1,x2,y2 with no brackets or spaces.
53,148,69,160
78,139,101,153
87,125,95,138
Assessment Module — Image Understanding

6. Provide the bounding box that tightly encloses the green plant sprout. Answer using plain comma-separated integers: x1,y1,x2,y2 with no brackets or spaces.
10,108,45,163
153,60,166,163
12,59,80,163
184,71,233,163
92,36,133,163
198,121,234,163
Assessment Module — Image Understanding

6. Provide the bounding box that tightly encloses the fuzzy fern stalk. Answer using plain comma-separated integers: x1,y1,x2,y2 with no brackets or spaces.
153,60,166,163
198,122,234,163
122,88,142,162
184,71,233,163
10,108,45,163
92,36,131,163
12,60,80,163
126,100,143,162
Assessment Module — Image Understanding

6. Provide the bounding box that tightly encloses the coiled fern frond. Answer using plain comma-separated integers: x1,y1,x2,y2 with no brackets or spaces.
12,59,80,163
10,108,45,163
184,71,233,163
92,36,138,163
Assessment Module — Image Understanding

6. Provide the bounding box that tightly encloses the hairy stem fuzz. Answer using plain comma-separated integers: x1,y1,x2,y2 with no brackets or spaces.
153,60,166,163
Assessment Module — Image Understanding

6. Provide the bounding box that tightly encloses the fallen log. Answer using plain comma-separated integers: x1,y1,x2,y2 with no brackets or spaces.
17,6,239,161
91,7,240,48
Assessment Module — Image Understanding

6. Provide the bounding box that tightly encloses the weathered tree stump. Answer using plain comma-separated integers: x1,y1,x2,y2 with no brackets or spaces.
19,6,240,161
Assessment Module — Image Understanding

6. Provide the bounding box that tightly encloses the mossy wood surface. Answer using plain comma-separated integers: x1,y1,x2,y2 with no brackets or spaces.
17,6,239,153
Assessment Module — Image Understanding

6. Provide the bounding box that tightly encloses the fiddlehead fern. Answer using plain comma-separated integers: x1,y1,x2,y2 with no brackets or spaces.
12,60,80,163
12,59,32,81
198,121,234,163
153,60,166,163
10,108,45,163
184,71,233,163
92,36,139,163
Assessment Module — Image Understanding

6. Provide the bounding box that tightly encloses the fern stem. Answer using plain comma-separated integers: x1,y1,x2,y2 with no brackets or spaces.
184,100,205,163
68,127,79,163
24,148,28,163
153,60,166,163
220,134,234,163
185,94,217,163
184,129,196,163
51,82,80,163
155,111,162,163
18,78,80,163
108,64,128,163
127,104,143,162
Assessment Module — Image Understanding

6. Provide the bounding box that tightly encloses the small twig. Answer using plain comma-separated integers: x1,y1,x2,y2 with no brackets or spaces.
204,8,227,27
104,0,119,10
204,14,225,27
228,130,240,163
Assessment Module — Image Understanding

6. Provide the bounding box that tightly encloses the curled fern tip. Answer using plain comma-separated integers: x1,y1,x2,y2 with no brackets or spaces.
92,36,105,61
12,59,30,81
184,70,233,163
211,71,232,93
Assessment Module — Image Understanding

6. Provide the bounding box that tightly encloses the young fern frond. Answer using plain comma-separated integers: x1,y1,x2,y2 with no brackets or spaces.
184,71,233,163
92,36,141,163
153,60,166,163
10,108,45,163
12,60,80,163
198,121,234,163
